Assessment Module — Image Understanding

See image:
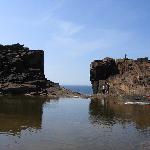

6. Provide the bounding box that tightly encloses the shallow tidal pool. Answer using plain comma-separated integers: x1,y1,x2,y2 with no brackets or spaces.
0,97,150,150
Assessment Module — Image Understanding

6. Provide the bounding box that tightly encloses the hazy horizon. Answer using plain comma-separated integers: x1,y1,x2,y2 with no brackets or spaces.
0,0,150,85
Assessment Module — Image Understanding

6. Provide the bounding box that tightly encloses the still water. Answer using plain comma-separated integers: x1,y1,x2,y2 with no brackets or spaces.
0,96,150,150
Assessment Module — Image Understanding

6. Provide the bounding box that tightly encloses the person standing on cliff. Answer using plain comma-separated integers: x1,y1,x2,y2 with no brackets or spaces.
125,54,127,60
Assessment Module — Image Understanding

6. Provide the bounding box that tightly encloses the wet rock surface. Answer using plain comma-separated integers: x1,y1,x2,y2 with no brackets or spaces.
90,57,150,96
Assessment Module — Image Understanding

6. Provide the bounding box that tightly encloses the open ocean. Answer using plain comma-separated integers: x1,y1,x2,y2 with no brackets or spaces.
63,85,93,95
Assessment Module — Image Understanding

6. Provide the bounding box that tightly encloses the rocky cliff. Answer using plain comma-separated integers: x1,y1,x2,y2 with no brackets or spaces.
90,57,150,96
0,43,86,98
0,43,59,95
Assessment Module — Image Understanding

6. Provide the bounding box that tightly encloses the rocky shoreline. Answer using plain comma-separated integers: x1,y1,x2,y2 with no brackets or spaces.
0,83,88,98
90,57,150,95
91,93,150,104
90,57,150,104
0,44,88,99
0,44,149,101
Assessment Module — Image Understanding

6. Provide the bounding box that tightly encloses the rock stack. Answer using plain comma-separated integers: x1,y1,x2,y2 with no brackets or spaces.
90,57,150,95
0,43,59,95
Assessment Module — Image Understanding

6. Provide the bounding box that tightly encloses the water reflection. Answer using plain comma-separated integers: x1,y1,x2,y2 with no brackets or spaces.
89,99,150,130
0,96,46,135
0,98,149,150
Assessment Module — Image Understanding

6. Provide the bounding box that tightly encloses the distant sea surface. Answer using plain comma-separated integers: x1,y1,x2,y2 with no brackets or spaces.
63,85,93,95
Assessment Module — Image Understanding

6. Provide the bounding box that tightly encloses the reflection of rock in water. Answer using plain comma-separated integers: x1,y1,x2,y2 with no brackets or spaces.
89,99,150,129
89,99,116,126
0,96,45,135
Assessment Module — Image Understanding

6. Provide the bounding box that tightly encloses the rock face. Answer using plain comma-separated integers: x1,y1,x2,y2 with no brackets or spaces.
0,43,59,95
90,57,150,95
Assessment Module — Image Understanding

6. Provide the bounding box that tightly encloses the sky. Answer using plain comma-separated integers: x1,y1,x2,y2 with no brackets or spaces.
0,0,150,85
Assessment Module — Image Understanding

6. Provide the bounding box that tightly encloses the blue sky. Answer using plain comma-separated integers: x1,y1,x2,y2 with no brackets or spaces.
0,0,150,85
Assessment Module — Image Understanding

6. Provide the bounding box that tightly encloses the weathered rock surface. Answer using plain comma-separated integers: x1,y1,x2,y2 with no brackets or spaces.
0,43,87,98
90,57,150,96
0,44,59,96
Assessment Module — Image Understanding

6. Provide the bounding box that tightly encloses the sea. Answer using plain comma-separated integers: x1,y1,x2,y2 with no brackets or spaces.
63,85,93,95
0,86,150,150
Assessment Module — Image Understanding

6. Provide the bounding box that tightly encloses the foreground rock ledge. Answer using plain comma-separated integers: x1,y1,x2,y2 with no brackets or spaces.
90,57,150,99
0,43,86,98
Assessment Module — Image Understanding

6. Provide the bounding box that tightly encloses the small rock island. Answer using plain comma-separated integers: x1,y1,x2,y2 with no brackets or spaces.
0,43,83,98
90,57,150,98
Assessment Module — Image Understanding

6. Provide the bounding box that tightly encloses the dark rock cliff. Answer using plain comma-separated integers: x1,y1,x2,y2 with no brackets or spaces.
0,43,59,95
90,57,150,95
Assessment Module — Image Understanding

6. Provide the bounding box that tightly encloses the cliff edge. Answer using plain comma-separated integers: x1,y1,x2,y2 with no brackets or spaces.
90,57,150,96
0,43,59,96
0,43,85,98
